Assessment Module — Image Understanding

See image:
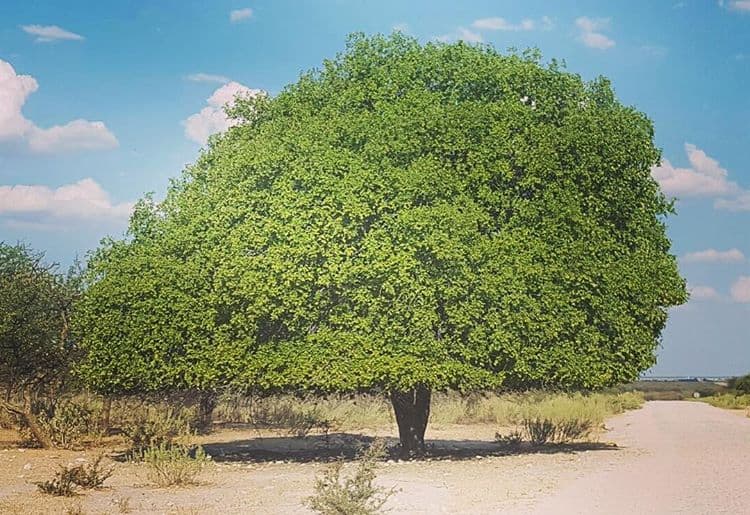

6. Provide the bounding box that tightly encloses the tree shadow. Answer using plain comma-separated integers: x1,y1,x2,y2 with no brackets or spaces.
201,432,619,463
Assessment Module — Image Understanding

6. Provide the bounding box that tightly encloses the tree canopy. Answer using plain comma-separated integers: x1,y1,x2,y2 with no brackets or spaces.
75,33,686,453
0,242,80,447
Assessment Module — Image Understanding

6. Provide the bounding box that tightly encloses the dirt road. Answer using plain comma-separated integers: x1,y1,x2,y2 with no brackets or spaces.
1,401,748,514
525,401,750,515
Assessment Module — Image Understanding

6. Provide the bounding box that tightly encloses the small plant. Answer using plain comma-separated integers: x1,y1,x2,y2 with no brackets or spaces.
68,455,114,489
37,467,78,496
122,407,192,452
307,439,395,515
36,455,113,496
494,429,523,448
40,401,100,449
523,418,557,445
111,496,132,513
140,443,211,487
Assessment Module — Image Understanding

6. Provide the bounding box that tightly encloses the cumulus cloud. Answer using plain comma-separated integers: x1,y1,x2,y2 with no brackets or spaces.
437,27,483,43
652,143,750,211
185,73,230,84
230,8,253,22
472,17,536,31
715,191,750,212
681,248,746,264
730,276,750,303
689,285,722,301
21,24,84,43
0,59,117,153
0,179,133,224
575,17,615,50
183,81,263,144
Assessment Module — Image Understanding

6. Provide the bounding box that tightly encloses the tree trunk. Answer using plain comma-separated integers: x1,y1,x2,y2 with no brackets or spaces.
195,391,217,434
390,386,431,458
100,396,112,434
0,398,53,449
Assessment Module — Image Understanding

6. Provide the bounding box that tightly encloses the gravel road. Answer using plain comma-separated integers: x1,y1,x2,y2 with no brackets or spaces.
526,401,750,514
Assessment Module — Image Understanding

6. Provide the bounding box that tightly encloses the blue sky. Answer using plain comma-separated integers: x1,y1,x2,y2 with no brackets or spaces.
0,0,748,376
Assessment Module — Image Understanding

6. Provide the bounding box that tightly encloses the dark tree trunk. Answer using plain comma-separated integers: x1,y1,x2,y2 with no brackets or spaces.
195,391,217,434
100,396,112,434
1,394,53,449
390,386,431,458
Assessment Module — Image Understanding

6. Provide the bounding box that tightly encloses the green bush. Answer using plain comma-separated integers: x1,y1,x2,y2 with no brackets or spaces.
122,407,192,452
307,439,395,515
140,443,211,487
728,374,750,394
39,401,102,449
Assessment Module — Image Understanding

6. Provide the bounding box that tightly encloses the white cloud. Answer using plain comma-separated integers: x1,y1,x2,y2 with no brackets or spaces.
27,120,118,153
682,248,746,264
437,27,483,43
575,17,615,50
730,276,750,303
183,81,263,144
0,179,133,222
185,73,230,84
230,8,253,23
728,1,750,11
0,59,117,153
472,17,535,31
651,143,741,197
715,191,750,211
21,24,84,43
393,22,410,34
689,285,722,301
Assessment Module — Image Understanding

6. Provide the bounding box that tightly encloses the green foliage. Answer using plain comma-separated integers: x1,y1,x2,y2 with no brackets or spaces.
0,242,81,399
121,406,192,452
307,439,395,515
39,401,101,449
704,394,750,410
140,443,211,487
728,374,750,394
77,33,686,400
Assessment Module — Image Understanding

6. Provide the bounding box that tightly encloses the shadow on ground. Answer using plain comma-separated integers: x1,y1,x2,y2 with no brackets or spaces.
201,432,618,463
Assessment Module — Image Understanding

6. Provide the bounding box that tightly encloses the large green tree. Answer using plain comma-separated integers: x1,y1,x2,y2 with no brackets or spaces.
77,34,686,455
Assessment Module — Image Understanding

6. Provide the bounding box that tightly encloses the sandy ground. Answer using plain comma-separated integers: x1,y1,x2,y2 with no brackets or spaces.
0,401,748,514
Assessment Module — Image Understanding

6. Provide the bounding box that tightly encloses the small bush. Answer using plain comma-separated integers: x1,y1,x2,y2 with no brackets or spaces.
40,401,102,449
494,429,523,448
307,439,395,515
68,455,114,489
140,443,211,487
523,418,557,445
37,455,113,496
122,408,192,452
37,468,78,496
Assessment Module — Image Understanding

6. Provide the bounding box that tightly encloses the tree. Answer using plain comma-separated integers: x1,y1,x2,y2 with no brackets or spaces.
0,243,80,447
74,196,233,432
78,34,687,456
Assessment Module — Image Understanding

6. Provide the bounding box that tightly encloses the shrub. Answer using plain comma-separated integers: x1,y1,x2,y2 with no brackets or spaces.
728,374,750,394
122,407,192,452
140,443,211,487
68,455,114,489
307,439,395,515
36,455,113,496
37,468,77,496
40,401,102,449
494,429,523,448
